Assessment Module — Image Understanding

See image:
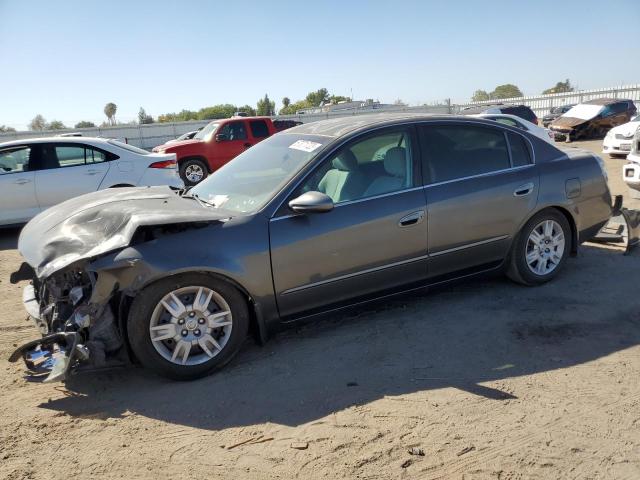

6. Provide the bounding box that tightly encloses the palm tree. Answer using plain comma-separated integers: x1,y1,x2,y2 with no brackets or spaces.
104,102,117,126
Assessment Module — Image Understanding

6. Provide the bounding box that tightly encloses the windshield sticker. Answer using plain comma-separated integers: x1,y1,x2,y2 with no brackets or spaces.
289,140,322,153
211,195,229,208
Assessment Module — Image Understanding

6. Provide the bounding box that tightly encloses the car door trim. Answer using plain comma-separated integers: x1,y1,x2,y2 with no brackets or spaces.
280,253,431,295
429,234,510,257
422,164,535,189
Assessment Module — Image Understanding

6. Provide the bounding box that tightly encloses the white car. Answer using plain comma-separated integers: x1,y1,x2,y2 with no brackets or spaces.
469,113,555,144
603,114,640,157
622,128,640,199
0,136,182,226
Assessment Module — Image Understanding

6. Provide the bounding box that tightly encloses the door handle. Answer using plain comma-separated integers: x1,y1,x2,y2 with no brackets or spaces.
514,183,534,196
85,169,101,175
13,178,31,185
398,210,425,227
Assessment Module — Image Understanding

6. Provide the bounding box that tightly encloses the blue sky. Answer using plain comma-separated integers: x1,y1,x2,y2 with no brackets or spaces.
1,0,638,130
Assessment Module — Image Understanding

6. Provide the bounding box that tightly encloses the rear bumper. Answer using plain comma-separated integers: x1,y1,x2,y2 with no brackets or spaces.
139,168,183,188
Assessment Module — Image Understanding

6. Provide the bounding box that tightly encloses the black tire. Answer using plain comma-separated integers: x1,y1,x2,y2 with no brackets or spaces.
128,273,249,380
179,158,209,186
506,209,571,286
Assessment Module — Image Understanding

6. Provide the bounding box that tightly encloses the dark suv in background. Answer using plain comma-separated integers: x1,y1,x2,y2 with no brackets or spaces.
461,104,538,125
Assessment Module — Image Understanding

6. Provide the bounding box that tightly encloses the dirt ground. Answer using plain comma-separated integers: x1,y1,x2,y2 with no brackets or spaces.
1,140,639,480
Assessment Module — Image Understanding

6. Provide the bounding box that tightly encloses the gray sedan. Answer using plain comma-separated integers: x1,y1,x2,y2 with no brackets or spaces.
9,114,614,381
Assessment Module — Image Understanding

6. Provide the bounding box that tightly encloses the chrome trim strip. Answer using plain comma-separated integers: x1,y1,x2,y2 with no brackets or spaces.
281,253,430,295
429,235,509,257
422,164,535,189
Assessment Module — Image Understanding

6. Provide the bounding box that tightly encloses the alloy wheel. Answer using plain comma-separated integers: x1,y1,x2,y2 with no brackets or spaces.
525,219,565,276
149,286,233,366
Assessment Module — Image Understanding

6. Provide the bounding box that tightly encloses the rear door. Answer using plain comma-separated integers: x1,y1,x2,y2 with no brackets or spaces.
419,122,538,278
210,120,250,169
34,143,109,210
0,145,39,224
248,119,271,146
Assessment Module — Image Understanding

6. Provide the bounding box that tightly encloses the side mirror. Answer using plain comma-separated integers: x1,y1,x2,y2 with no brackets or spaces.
215,133,228,142
288,191,334,214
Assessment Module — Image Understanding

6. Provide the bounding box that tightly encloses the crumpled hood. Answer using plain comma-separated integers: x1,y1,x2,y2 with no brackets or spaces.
609,121,640,138
19,186,230,278
549,116,588,130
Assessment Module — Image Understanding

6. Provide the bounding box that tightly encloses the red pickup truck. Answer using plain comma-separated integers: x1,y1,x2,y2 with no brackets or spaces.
153,117,301,185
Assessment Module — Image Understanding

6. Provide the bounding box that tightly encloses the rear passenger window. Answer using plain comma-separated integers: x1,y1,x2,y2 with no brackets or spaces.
419,125,510,183
249,120,269,138
508,133,532,167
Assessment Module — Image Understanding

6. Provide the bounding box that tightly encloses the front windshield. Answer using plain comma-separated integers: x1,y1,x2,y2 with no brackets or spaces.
194,121,219,140
189,133,331,214
563,104,604,121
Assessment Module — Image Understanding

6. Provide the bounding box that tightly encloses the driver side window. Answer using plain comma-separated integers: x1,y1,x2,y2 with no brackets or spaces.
219,121,247,141
296,129,414,204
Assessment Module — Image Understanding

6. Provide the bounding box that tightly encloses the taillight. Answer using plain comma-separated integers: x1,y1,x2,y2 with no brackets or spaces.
149,159,176,169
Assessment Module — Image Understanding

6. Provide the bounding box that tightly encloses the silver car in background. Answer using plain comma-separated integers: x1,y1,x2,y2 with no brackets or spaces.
0,137,183,226
9,114,614,382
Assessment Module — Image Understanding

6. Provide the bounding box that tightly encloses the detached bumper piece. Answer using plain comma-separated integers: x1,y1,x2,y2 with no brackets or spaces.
591,195,640,255
8,332,86,383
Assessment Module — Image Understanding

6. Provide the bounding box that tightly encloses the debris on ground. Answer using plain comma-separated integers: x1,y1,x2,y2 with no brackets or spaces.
456,446,475,456
408,447,425,456
290,441,309,450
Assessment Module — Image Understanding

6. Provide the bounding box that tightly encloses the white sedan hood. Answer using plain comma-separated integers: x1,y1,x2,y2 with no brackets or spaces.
609,121,640,138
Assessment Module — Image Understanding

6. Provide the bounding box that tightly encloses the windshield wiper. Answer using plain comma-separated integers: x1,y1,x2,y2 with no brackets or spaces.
183,192,216,208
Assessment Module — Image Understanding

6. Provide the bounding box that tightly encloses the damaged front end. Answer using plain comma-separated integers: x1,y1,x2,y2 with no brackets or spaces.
9,260,125,382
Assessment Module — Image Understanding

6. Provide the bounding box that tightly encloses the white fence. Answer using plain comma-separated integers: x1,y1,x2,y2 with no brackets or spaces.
2,84,638,149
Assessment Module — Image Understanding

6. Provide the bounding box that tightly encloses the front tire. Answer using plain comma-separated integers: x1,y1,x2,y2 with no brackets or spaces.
128,273,249,380
506,210,571,286
179,158,209,186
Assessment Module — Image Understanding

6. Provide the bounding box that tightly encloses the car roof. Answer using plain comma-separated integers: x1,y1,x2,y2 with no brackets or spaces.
0,136,114,148
583,97,633,106
282,113,510,138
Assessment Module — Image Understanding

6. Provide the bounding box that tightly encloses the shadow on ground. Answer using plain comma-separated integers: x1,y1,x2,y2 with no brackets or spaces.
0,227,20,251
38,244,640,430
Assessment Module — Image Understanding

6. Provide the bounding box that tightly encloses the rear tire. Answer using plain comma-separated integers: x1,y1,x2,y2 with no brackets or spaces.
506,209,571,286
179,158,209,186
127,273,249,380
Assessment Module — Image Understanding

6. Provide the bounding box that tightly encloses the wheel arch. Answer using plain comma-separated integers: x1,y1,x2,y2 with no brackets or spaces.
179,155,211,173
517,205,578,256
126,269,268,348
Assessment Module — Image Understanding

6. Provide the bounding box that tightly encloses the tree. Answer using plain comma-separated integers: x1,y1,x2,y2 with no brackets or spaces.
237,104,256,116
197,104,237,120
279,99,312,115
471,89,491,102
138,107,154,124
393,98,407,106
329,95,351,104
0,125,16,132
74,121,96,128
256,94,275,116
282,97,290,109
29,114,46,131
305,88,329,107
48,120,67,130
490,84,523,99
542,79,574,95
104,102,117,126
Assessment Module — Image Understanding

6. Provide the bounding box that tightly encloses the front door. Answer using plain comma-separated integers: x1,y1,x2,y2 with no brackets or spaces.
34,144,109,210
269,126,429,318
211,120,250,169
0,145,39,224
418,123,539,278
